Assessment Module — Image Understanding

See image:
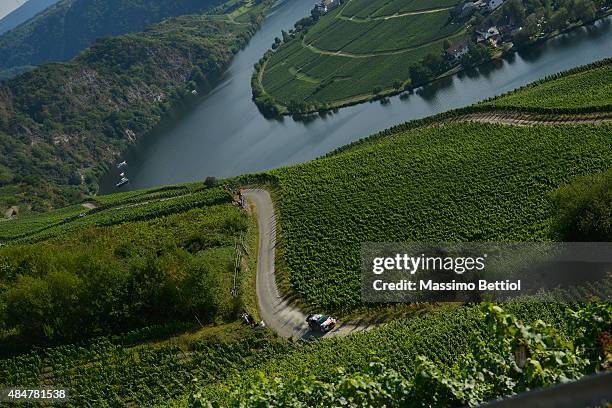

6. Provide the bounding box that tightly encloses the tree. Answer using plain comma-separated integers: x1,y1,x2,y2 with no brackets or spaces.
204,176,217,188
422,53,448,76
573,0,597,22
550,7,570,30
281,30,290,43
550,169,612,241
513,14,539,46
460,43,492,67
409,63,433,85
502,0,526,24
442,39,452,51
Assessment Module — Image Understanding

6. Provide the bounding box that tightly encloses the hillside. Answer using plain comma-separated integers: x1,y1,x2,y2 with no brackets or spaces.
0,0,59,35
482,57,612,111
0,1,268,212
0,58,610,406
0,0,234,70
261,58,612,312
253,0,609,115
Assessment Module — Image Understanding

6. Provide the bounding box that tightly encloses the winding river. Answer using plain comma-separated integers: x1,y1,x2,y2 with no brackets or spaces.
100,0,612,193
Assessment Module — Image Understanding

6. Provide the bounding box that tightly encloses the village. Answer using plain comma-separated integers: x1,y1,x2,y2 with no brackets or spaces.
445,0,610,62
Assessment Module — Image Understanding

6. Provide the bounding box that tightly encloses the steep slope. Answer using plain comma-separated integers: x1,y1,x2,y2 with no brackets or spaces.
0,0,60,35
252,59,612,312
0,0,230,70
0,3,268,211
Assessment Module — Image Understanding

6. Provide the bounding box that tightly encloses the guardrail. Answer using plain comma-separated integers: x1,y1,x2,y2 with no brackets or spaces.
478,371,612,408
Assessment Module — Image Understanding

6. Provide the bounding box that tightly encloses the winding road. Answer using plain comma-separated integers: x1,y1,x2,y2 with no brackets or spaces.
244,189,378,340
242,112,612,339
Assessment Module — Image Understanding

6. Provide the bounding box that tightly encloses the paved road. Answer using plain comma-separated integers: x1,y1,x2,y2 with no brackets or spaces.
244,189,377,340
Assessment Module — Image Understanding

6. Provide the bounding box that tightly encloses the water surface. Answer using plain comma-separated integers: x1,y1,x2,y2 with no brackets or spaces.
101,3,612,193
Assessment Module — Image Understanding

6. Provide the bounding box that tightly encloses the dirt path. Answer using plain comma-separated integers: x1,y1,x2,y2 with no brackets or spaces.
244,189,378,340
446,111,612,126
338,6,451,22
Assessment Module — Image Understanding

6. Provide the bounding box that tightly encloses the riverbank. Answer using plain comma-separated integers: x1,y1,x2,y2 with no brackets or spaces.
0,0,274,212
254,10,612,117
96,0,612,194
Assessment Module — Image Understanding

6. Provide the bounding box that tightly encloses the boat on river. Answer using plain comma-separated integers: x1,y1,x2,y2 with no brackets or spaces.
115,177,129,188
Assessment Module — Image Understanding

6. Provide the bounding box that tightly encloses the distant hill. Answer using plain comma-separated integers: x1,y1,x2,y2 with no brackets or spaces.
0,0,60,35
0,2,268,211
0,0,228,70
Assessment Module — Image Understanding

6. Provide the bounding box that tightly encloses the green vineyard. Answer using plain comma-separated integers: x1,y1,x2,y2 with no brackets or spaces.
483,58,612,111
184,301,611,407
271,122,612,311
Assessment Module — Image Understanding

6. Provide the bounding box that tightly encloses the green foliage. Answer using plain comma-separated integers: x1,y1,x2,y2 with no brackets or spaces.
270,123,612,311
0,192,246,343
568,302,612,366
0,326,289,407
550,168,612,241
191,303,607,407
0,0,230,70
484,58,612,111
0,3,266,210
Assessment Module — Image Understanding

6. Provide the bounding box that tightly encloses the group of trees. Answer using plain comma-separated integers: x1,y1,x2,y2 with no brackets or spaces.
409,0,609,89
0,12,261,210
551,168,612,241
0,0,231,70
481,0,607,47
0,205,248,344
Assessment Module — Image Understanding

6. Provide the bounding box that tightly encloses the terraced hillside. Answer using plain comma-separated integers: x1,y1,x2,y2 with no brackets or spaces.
1,58,611,407
255,0,466,113
260,59,612,312
0,183,256,342
254,0,611,115
482,58,612,111
0,181,272,406
181,301,612,407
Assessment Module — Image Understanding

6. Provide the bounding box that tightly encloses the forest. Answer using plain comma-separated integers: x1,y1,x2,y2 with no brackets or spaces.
0,2,268,212
0,0,229,70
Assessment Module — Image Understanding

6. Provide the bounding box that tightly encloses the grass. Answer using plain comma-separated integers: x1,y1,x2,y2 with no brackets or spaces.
288,66,320,84
341,0,462,18
483,58,612,111
258,0,468,109
269,122,612,311
306,9,461,53
261,31,463,105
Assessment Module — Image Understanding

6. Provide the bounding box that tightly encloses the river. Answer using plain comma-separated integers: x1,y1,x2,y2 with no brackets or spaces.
100,0,612,193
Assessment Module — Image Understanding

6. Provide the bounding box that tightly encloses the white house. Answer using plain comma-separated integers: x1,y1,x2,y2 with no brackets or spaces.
315,0,341,13
475,26,501,43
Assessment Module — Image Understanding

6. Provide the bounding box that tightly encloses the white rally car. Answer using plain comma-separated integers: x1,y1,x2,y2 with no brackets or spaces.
306,314,337,333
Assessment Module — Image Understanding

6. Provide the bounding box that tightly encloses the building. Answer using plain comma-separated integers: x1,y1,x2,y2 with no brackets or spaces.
315,0,341,13
475,26,501,44
445,42,470,60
